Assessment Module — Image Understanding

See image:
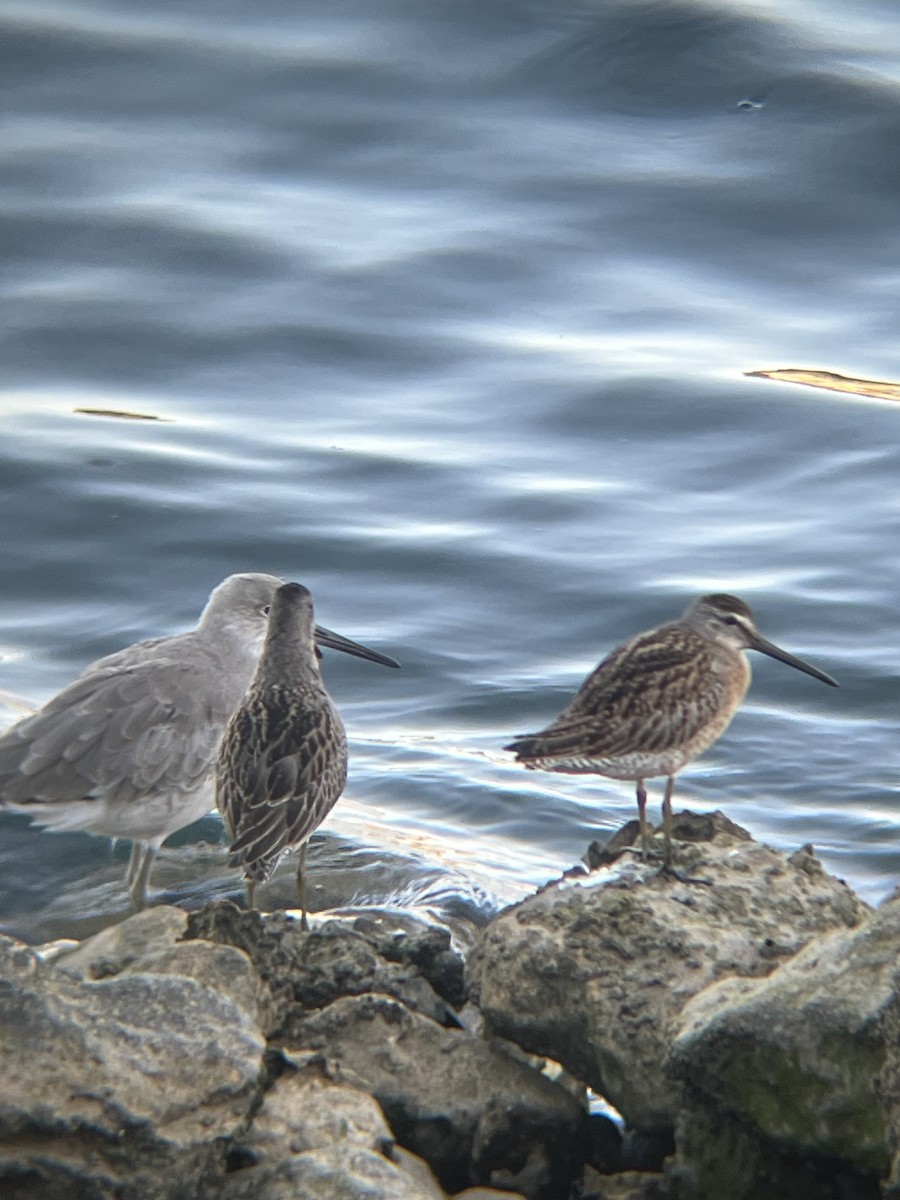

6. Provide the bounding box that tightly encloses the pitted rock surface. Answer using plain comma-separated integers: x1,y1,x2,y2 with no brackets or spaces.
469,812,869,1131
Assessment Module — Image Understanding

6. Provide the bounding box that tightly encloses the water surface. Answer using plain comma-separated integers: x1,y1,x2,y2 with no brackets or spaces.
3,0,900,943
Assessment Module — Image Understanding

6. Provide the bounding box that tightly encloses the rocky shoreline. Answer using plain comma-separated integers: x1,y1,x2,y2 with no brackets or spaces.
2,811,899,1199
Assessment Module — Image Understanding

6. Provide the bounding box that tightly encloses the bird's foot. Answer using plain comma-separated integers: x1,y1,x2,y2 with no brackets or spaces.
618,844,712,885
620,844,665,866
655,861,713,886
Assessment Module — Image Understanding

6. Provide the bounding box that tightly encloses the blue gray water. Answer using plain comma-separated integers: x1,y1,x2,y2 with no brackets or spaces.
3,0,900,944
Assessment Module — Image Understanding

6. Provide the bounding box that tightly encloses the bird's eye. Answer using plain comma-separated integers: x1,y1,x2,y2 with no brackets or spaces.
261,606,270,616
721,616,739,626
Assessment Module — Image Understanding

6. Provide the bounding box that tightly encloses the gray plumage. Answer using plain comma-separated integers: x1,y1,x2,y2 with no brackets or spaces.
215,582,350,925
506,593,838,868
0,572,397,910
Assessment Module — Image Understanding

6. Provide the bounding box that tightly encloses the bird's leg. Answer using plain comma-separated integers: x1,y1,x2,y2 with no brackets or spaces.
245,878,256,909
125,842,142,891
636,780,649,860
657,776,712,886
126,843,157,912
662,775,675,870
297,842,308,932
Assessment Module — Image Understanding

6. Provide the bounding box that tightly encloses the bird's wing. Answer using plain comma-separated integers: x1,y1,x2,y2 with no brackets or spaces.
216,685,348,872
508,627,726,761
0,645,236,807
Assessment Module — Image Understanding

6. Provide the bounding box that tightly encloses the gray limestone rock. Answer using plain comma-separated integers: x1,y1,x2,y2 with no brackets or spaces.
0,932,266,1200
11,816,885,1200
468,813,868,1133
222,1064,449,1200
579,1168,670,1200
668,898,900,1199
0,899,545,1200
184,901,461,1035
58,904,268,1024
56,905,189,975
287,992,587,1200
220,1148,444,1200
370,918,468,1010
451,1190,528,1199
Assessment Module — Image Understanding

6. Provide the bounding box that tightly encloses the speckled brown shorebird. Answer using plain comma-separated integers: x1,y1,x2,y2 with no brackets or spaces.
215,581,391,926
0,571,397,911
505,593,838,869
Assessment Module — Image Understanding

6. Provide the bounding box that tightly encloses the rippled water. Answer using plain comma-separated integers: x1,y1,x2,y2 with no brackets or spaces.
3,0,900,944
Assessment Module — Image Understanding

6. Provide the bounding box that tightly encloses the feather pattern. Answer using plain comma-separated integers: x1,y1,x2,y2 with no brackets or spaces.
508,622,748,777
506,593,836,867
0,571,393,910
218,682,348,883
215,582,350,916
0,577,281,852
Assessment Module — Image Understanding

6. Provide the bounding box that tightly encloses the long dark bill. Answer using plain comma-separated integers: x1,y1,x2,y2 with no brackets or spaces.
751,634,838,687
314,624,400,669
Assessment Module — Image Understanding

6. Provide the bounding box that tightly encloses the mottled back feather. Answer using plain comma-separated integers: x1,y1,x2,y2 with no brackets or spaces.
0,635,261,810
214,584,350,887
507,621,748,769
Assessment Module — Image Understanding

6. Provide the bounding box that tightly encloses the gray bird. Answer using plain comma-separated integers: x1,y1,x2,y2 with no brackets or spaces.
0,572,398,910
506,593,838,869
216,581,356,926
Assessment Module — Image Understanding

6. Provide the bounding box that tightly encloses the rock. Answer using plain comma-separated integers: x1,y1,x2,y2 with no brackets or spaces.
371,918,468,1010
10,814,888,1200
220,1148,445,1200
662,1101,880,1200
468,814,869,1133
668,899,900,1199
244,1058,396,1158
58,904,267,1024
0,933,266,1200
222,1061,448,1200
582,819,644,870
580,1167,670,1199
667,810,753,845
184,901,461,1035
58,905,189,976
452,1190,528,1199
583,812,753,873
287,992,586,1200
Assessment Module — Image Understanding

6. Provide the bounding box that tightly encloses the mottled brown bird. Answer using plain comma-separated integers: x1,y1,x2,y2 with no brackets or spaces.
216,582,385,925
505,593,838,868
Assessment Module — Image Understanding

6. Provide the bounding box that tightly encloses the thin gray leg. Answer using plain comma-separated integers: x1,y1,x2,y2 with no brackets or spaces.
126,842,157,911
662,775,675,869
297,842,308,931
636,780,648,860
